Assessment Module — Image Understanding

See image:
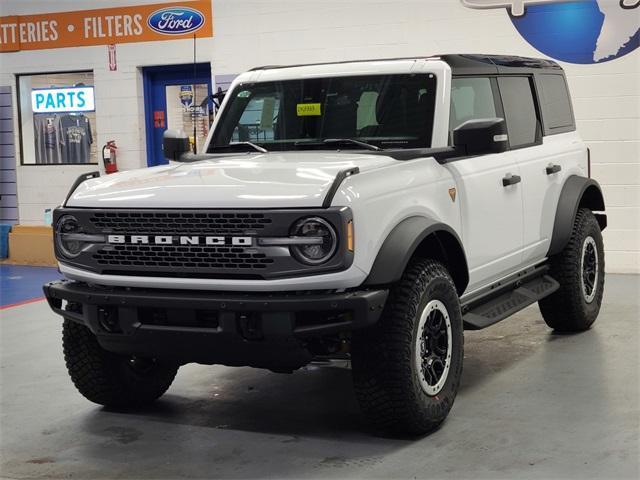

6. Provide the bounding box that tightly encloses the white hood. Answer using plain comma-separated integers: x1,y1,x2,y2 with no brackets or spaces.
67,152,398,209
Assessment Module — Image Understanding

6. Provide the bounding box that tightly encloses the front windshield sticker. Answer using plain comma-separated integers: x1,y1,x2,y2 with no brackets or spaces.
296,103,322,116
237,90,251,98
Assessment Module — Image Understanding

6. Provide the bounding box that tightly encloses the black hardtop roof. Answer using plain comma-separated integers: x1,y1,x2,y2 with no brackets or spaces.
441,54,562,75
249,54,563,76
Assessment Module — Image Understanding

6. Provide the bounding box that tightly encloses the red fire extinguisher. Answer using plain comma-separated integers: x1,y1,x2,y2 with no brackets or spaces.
102,140,118,174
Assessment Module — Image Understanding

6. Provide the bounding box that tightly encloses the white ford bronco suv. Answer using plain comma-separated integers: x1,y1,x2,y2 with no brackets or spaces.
45,55,606,435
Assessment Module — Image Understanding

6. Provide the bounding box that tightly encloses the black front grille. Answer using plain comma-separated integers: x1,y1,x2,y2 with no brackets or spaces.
89,211,272,235
56,207,352,280
93,244,275,270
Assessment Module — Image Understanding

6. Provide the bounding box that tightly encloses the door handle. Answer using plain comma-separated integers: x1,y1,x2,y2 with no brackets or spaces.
546,164,562,175
502,174,521,187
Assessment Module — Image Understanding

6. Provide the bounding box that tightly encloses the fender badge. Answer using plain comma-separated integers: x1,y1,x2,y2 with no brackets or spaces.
448,188,457,202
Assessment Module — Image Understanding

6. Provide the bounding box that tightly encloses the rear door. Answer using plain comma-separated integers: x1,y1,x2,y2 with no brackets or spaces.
445,77,524,291
509,74,581,264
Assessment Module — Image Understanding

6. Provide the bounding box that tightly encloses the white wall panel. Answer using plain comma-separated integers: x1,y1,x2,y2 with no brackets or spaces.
1,0,638,272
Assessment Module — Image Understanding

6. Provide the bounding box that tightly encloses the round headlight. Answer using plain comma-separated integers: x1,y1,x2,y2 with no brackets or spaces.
290,217,337,265
55,215,84,258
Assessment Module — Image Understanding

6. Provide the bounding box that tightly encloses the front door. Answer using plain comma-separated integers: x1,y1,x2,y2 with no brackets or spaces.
143,63,213,166
448,154,524,291
447,76,524,291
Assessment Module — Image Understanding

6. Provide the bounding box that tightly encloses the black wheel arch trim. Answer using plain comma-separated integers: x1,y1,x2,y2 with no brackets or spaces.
548,175,606,256
363,216,469,295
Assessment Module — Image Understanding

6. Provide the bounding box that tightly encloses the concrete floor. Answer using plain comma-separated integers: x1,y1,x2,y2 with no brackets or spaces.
1,275,638,479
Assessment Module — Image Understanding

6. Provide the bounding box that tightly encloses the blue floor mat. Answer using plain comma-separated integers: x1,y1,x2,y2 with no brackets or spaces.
0,264,62,308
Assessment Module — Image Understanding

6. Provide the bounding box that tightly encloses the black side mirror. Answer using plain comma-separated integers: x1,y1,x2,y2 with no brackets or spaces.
453,118,508,156
163,129,191,162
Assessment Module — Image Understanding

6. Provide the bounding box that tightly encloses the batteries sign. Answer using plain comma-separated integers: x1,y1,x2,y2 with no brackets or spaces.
31,86,95,113
0,1,212,52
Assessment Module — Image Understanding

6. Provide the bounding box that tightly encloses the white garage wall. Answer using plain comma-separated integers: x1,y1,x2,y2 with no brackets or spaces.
0,0,215,226
1,0,638,273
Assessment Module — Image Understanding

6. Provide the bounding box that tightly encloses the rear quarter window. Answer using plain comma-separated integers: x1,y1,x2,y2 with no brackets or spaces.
537,74,575,133
497,76,540,149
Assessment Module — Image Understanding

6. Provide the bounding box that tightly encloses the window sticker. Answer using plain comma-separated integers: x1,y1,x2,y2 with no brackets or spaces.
237,90,251,98
296,103,321,116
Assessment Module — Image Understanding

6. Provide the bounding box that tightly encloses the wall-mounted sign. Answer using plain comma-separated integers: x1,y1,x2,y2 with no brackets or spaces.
147,7,206,35
31,86,95,113
460,0,639,64
180,85,194,107
107,44,117,71
0,0,213,53
153,110,165,129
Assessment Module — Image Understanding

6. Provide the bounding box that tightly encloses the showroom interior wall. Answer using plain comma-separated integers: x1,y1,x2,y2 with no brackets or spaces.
1,0,638,273
0,0,215,228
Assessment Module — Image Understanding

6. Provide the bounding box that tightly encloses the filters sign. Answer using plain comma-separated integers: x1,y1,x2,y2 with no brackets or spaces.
0,1,213,52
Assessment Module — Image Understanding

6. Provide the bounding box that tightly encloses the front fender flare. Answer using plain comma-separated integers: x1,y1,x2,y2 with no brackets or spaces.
363,216,469,294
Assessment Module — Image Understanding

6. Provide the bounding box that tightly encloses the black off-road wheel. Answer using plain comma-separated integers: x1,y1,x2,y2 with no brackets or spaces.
539,208,605,332
62,319,178,408
351,258,464,436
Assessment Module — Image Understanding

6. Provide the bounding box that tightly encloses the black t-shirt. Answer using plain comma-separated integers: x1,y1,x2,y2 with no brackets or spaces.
61,114,93,163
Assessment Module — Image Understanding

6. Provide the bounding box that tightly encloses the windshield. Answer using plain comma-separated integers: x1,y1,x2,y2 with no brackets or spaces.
208,74,437,152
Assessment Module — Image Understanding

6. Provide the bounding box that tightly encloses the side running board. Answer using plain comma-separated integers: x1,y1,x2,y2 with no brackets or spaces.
462,271,559,330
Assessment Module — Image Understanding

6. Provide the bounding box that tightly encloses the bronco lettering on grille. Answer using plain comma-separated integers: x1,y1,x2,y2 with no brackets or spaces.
107,235,253,246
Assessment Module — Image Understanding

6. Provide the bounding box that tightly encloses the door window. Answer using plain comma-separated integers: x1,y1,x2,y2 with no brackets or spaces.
165,83,210,155
449,77,496,133
498,76,540,149
144,63,212,166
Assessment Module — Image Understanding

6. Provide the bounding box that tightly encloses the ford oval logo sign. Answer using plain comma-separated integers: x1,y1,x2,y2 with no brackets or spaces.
147,7,205,35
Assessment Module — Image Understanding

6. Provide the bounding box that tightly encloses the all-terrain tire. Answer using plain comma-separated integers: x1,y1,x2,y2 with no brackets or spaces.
539,208,605,332
351,258,464,436
62,319,178,408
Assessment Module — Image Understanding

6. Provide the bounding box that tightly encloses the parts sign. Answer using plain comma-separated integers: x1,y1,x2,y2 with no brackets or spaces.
0,1,213,52
32,87,95,113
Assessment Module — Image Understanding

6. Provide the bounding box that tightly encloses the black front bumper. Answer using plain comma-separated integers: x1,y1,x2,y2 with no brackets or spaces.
43,280,388,370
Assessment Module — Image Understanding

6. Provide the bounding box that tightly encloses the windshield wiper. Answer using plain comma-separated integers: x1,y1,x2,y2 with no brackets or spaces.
211,142,268,153
295,138,382,151
323,138,382,151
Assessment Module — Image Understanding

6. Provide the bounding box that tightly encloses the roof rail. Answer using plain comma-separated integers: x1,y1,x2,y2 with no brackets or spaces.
247,54,562,74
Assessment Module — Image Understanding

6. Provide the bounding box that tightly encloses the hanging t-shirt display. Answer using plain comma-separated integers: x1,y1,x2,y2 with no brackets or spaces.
60,114,93,163
33,114,64,164
20,74,98,166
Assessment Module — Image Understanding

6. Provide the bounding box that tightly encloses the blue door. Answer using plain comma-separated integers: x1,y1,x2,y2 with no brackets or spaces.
143,64,212,167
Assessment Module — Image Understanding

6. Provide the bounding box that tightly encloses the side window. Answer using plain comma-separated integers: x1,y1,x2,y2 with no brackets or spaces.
498,76,540,149
449,77,496,134
232,94,280,143
537,74,574,132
